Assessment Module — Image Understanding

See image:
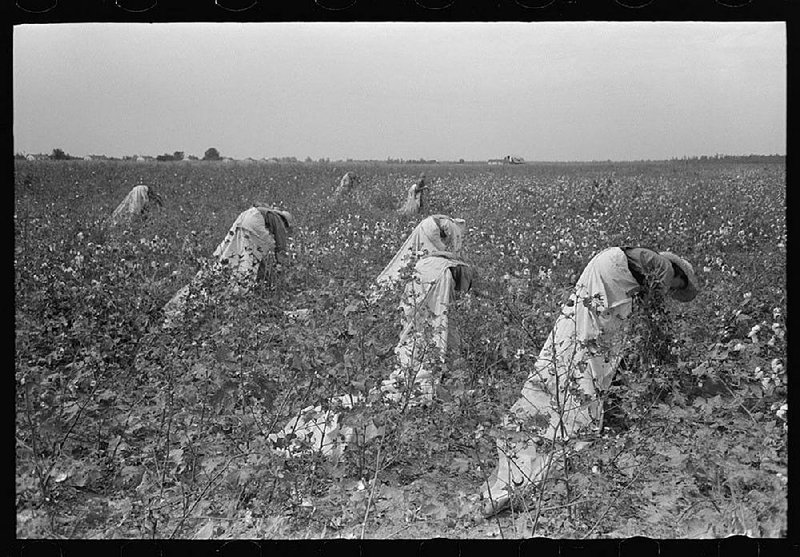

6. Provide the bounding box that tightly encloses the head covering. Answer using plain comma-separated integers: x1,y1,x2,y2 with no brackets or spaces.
273,210,293,229
658,252,699,302
255,203,293,229
255,206,292,253
436,216,466,254
377,216,448,285
263,211,288,253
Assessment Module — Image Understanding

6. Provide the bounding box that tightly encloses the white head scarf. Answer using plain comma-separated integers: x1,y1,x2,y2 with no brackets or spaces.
376,215,467,286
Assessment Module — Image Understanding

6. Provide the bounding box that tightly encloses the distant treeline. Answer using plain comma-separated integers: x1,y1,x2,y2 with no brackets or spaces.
15,150,784,165
386,158,439,164
670,154,785,164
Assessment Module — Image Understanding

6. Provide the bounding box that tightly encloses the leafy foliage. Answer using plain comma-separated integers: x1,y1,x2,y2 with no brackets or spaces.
15,160,785,538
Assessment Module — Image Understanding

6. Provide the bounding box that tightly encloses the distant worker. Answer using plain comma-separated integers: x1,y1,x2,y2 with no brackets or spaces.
335,171,360,198
110,184,163,225
398,173,427,216
588,179,608,213
162,205,292,327
480,246,699,516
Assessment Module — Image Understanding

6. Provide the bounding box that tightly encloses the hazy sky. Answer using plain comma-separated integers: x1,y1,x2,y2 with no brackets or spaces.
13,22,786,161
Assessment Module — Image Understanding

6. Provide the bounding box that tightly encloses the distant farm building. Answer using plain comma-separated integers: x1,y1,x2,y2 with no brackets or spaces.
25,154,36,161
489,155,525,165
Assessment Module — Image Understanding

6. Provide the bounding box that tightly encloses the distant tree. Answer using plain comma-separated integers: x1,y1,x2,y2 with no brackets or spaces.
51,148,69,160
188,155,199,161
459,158,465,164
203,148,221,161
305,156,313,163
14,153,25,160
173,151,185,161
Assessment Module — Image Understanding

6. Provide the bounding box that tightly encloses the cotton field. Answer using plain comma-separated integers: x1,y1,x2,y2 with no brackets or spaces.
15,159,786,539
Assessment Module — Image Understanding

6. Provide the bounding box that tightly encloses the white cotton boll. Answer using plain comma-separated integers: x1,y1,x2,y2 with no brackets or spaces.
754,367,763,379
771,359,784,375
